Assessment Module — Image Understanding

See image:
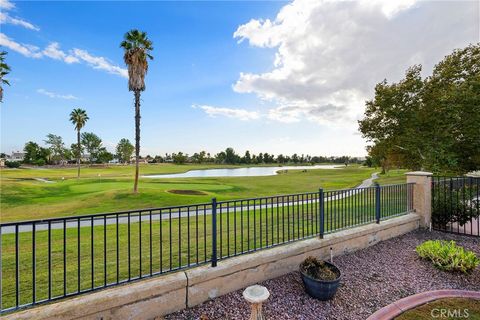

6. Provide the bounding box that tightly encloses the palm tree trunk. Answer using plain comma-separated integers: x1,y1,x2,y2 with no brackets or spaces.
133,90,141,193
77,129,81,179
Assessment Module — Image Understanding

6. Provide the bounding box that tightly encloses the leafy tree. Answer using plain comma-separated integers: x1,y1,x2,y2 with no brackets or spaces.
242,150,252,164
97,150,114,163
172,152,187,164
121,29,154,193
70,143,83,162
215,151,226,164
0,51,10,103
224,147,238,164
23,141,41,164
116,138,134,164
359,44,480,174
263,153,275,163
23,141,50,165
44,134,66,164
198,151,206,163
257,153,264,164
153,155,164,163
81,132,103,163
69,108,89,178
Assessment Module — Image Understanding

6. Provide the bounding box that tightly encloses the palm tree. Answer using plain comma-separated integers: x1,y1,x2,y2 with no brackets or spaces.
69,108,89,178
120,29,154,193
0,51,11,103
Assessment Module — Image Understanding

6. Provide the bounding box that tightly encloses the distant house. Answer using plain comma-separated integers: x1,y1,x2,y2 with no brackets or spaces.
129,156,149,164
9,151,26,162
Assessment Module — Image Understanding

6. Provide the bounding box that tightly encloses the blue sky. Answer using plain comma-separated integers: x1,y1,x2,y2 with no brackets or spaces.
1,0,478,157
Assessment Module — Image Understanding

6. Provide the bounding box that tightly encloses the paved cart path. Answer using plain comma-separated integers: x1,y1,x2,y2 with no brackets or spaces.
1,173,380,234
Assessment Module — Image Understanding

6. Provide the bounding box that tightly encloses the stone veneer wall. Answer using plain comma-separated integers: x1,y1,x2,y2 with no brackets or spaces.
4,213,420,320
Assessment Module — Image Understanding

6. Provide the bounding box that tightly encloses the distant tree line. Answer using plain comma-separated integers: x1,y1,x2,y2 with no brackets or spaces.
18,134,135,166
146,147,363,166
9,141,362,167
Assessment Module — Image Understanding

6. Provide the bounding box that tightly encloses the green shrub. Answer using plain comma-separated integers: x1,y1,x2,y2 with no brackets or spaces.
432,186,480,228
416,240,479,273
5,161,21,168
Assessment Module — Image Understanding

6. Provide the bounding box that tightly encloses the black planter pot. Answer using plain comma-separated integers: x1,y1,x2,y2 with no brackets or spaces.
300,261,341,300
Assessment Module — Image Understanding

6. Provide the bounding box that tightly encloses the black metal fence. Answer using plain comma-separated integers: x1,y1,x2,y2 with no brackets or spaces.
0,183,414,313
432,176,480,237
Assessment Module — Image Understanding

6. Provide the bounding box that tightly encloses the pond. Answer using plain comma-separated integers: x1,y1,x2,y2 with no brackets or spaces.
143,164,340,179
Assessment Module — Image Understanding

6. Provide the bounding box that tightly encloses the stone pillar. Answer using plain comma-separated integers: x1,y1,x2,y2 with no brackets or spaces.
406,171,433,228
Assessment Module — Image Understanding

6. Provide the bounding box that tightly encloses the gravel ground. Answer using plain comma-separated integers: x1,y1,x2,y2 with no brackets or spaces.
165,230,480,320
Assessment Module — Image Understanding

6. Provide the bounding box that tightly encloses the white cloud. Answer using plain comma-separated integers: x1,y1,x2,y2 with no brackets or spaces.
233,0,478,126
192,104,260,121
0,32,127,78
72,48,128,78
37,88,79,100
42,43,79,63
0,0,15,10
0,33,42,58
0,12,40,31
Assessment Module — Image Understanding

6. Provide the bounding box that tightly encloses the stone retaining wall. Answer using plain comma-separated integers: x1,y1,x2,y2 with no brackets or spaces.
4,213,420,320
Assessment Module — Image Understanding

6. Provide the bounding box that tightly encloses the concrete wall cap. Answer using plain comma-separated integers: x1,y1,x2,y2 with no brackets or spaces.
405,171,433,176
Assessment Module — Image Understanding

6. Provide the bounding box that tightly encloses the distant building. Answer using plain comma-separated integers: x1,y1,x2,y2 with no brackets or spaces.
8,151,26,162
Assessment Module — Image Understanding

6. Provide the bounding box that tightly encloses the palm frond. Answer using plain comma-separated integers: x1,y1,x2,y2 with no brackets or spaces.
69,108,89,130
120,29,154,91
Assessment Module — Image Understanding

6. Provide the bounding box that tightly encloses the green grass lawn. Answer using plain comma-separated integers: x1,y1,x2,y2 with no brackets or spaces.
0,164,409,222
375,169,409,185
0,186,410,310
0,163,411,311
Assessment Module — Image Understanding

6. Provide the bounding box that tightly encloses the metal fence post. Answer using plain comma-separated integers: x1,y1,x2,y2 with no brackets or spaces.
319,188,324,239
375,184,381,223
211,198,218,267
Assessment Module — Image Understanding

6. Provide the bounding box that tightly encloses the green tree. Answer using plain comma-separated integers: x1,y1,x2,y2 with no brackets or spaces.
0,51,10,103
23,141,50,165
70,143,83,162
81,132,103,163
224,147,238,164
243,150,252,164
121,29,154,193
44,134,66,164
172,152,187,164
97,150,114,163
215,151,226,163
116,138,134,164
23,141,41,164
359,44,480,174
69,108,89,178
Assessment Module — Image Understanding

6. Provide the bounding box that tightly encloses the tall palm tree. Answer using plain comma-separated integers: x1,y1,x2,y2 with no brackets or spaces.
120,29,153,193
0,51,11,103
69,108,89,178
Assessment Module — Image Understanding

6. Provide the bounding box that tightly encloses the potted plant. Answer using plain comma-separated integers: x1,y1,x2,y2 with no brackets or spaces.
299,256,341,300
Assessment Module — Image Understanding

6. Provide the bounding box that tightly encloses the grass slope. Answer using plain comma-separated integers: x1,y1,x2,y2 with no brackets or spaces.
0,164,403,222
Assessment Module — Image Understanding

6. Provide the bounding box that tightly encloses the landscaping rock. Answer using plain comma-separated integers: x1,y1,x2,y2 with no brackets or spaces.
166,230,480,320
